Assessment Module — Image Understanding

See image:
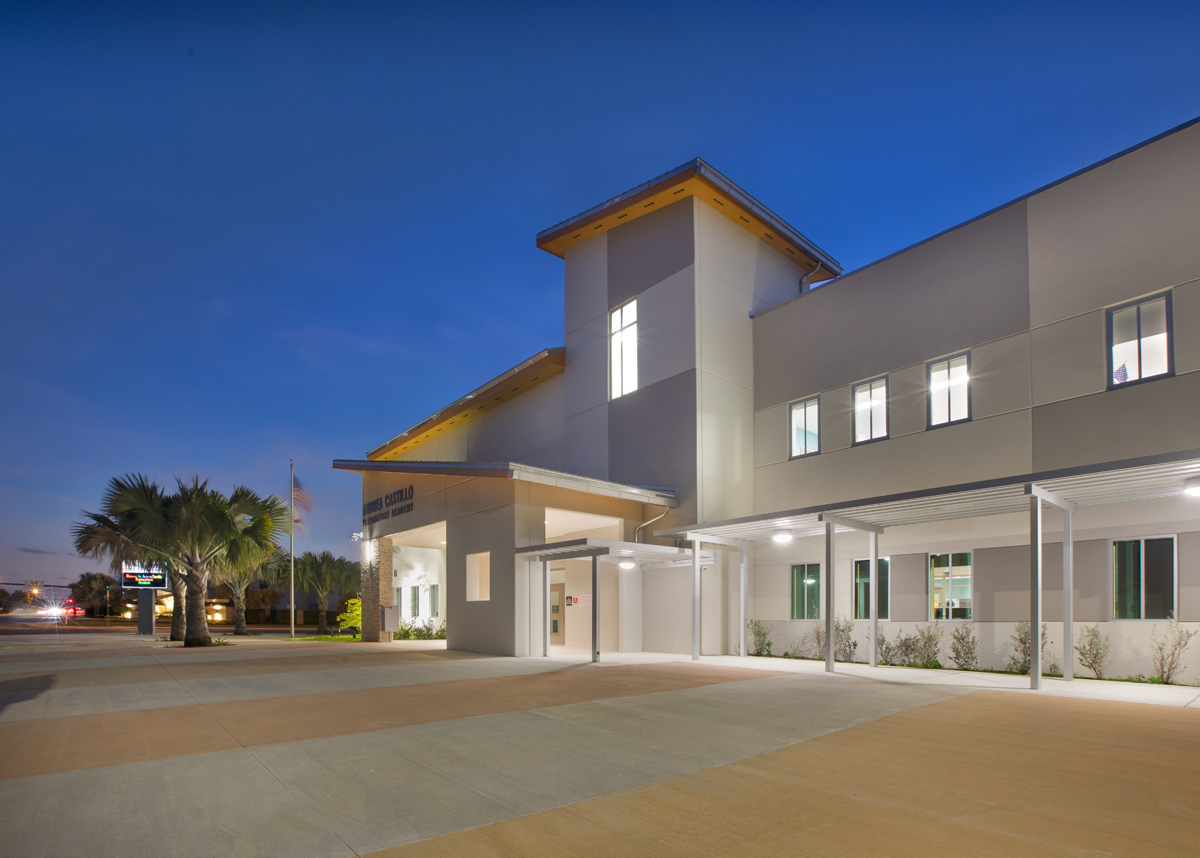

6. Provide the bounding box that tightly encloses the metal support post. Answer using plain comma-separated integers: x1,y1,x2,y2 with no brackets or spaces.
1030,496,1043,690
543,560,550,657
1062,510,1074,681
869,530,878,668
825,521,835,673
692,539,701,661
591,556,599,664
739,547,748,657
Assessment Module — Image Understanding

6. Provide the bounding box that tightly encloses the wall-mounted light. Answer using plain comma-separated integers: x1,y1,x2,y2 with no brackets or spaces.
619,561,636,570
1184,477,1200,498
362,540,376,564
772,531,793,544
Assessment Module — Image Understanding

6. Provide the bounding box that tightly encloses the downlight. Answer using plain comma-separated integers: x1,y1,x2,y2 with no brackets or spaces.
772,531,793,544
618,561,636,570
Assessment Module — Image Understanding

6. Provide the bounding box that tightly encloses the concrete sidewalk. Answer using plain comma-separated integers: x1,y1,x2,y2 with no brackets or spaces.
1,633,1197,857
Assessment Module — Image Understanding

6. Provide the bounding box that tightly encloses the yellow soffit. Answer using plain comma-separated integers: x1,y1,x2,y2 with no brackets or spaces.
536,171,834,282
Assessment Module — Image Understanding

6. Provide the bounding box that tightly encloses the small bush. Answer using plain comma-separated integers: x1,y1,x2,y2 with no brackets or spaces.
394,619,446,640
1150,616,1196,685
1074,624,1110,679
949,622,978,671
913,624,943,668
877,630,899,666
747,618,773,656
1005,620,1047,675
835,615,858,662
337,598,362,632
804,622,826,660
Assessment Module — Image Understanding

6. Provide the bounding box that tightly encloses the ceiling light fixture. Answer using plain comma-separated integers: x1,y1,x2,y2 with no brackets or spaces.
619,561,636,570
772,531,793,544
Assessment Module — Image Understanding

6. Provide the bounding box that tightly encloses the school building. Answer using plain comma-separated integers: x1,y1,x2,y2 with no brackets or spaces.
334,116,1200,686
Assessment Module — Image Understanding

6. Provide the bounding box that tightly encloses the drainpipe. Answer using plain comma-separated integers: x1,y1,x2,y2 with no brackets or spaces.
799,261,822,294
634,505,671,544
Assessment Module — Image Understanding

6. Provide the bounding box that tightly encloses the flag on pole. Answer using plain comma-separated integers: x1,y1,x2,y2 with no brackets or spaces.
292,474,314,531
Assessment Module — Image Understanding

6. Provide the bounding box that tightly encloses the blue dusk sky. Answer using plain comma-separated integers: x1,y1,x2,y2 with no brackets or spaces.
2,1,1198,587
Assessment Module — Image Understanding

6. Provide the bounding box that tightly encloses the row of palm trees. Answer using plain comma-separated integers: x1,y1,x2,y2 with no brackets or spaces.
71,474,358,646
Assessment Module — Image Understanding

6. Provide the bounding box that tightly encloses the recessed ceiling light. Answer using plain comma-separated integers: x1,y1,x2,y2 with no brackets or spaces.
619,561,635,570
772,531,793,544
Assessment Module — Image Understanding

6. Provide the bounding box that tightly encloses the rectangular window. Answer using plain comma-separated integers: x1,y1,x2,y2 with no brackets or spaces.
466,552,490,601
430,584,439,617
929,552,972,620
853,558,890,620
789,396,820,457
928,354,969,427
853,377,888,443
410,586,419,618
1108,294,1171,387
1114,537,1175,619
791,564,820,620
610,299,638,399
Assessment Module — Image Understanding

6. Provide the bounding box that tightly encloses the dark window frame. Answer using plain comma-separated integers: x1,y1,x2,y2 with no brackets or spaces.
852,557,890,621
926,352,972,430
851,376,890,446
1112,536,1176,621
788,395,821,460
1105,292,1174,391
790,563,821,621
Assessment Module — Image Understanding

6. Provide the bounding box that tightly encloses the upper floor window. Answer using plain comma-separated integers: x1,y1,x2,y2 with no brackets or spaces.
928,353,969,427
789,396,819,458
853,377,888,444
1108,294,1171,387
610,299,638,399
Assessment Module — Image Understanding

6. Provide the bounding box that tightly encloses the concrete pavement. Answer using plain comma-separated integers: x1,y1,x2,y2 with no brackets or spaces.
1,632,1198,857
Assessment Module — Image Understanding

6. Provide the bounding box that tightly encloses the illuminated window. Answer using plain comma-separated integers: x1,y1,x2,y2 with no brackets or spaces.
610,299,638,399
1113,537,1175,620
929,552,972,620
928,354,969,427
466,552,490,601
791,564,820,620
430,584,439,617
852,377,888,444
410,586,419,617
789,396,819,458
853,558,889,620
1108,294,1171,387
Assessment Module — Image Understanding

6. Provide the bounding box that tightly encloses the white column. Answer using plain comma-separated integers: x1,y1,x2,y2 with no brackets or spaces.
543,560,550,657
869,530,878,668
692,540,701,661
1030,496,1043,690
1062,510,1074,681
591,556,600,664
824,521,835,673
739,547,748,657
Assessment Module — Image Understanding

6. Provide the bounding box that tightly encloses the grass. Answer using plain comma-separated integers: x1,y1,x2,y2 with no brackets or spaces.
286,633,361,642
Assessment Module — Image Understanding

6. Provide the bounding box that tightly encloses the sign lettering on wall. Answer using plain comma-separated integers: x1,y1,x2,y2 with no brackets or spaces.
363,485,415,526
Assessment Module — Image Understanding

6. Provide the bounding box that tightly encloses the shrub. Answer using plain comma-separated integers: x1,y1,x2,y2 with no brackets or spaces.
337,598,362,632
913,624,943,668
1006,620,1048,675
394,618,446,640
1150,616,1196,685
1074,624,1110,679
949,622,978,671
747,619,773,656
835,615,858,662
876,630,899,665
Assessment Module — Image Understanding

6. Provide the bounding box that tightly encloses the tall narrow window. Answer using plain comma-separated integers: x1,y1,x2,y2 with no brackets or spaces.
610,299,638,399
853,557,890,620
1108,294,1171,387
466,552,490,602
853,377,888,443
929,552,972,619
790,396,820,457
1114,537,1175,619
928,354,970,427
430,584,439,617
791,564,820,620
410,586,420,618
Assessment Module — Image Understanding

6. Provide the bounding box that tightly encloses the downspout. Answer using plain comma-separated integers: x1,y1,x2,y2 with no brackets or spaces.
634,505,671,544
799,261,822,294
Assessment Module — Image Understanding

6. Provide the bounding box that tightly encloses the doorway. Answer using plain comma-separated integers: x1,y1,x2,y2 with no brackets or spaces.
550,583,565,645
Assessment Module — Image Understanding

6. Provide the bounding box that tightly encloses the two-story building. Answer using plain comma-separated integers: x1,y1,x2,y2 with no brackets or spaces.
335,116,1200,685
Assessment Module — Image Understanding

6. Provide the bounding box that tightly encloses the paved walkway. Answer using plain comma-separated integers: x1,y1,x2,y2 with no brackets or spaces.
1,633,1197,857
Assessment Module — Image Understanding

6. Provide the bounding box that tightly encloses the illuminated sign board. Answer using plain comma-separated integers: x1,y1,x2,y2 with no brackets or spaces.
122,564,167,589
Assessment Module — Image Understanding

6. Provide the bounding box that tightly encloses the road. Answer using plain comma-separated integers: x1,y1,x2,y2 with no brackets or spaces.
0,613,312,637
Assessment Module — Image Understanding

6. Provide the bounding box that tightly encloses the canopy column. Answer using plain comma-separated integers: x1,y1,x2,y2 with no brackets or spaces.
824,520,835,673
543,560,550,657
692,539,701,661
1029,494,1043,690
739,547,748,657
591,555,600,664
869,530,879,668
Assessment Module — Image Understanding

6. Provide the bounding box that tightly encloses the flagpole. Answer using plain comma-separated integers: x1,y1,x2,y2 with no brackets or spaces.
290,458,295,640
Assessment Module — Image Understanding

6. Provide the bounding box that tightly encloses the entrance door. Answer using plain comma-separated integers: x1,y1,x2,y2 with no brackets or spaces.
550,583,565,645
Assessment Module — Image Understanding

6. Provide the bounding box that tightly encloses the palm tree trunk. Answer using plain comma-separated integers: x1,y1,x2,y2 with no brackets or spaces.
183,571,211,647
316,590,330,635
232,588,248,635
168,570,187,642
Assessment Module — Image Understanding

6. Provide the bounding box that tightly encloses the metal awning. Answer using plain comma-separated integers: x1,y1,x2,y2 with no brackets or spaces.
659,451,1200,543
517,538,714,568
333,459,678,508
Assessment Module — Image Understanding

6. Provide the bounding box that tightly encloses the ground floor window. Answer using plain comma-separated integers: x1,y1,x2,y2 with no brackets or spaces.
791,564,820,620
1114,537,1175,619
430,584,439,617
853,558,889,620
930,552,972,619
467,552,491,601
410,585,419,617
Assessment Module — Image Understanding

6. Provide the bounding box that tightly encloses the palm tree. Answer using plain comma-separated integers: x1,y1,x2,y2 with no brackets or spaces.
70,571,120,617
74,474,291,646
213,547,287,635
293,551,357,635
